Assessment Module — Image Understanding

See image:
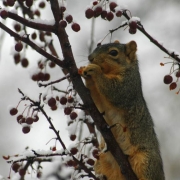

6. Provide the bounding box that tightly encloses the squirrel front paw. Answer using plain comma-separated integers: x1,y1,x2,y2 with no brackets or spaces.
78,64,101,78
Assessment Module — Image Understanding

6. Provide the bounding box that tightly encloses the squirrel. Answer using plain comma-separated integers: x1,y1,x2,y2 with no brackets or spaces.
78,40,165,180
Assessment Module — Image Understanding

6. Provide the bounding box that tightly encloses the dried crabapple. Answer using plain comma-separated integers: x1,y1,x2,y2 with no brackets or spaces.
65,15,73,23
70,134,76,141
85,8,94,19
129,21,137,29
92,149,99,159
10,108,18,116
14,53,21,64
176,70,180,78
94,6,103,17
51,146,56,151
51,105,57,111
129,28,137,34
67,96,74,103
26,117,34,125
60,97,67,105
163,75,173,84
48,97,56,107
22,126,30,134
101,10,107,19
106,12,114,21
71,23,81,32
25,0,33,7
70,147,78,155
14,24,21,32
70,112,78,120
31,32,37,40
34,10,40,17
12,163,20,172
17,115,23,122
116,10,122,17
86,158,95,166
109,2,117,11
39,1,45,8
15,42,23,52
60,6,66,13
44,73,50,81
0,10,8,19
64,107,72,115
169,82,177,90
19,168,26,176
59,20,67,28
49,61,56,68
33,115,39,122
7,0,15,6
21,58,29,68
93,1,98,5
66,160,75,167
39,32,45,41
38,72,45,81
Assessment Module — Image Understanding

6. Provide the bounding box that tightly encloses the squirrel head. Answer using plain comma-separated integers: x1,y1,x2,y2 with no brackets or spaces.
88,40,137,74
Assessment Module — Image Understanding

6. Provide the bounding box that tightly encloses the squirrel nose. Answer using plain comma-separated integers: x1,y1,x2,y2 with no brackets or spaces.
88,55,94,62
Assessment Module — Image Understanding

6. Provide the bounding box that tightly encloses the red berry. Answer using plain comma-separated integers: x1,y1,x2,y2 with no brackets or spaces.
129,21,137,29
129,28,137,34
101,10,107,19
60,6,66,13
34,10,40,17
116,10,122,17
14,24,21,32
164,75,173,84
94,6,103,17
17,115,23,123
51,146,56,151
0,10,8,19
70,147,78,155
49,61,56,68
31,32,37,39
26,117,34,125
48,97,56,107
92,149,99,159
70,134,76,141
169,82,177,90
109,2,117,11
66,160,75,167
65,15,73,23
39,32,45,42
59,20,67,28
25,0,33,7
22,126,30,134
70,112,78,120
14,53,21,64
106,12,114,21
21,58,29,68
44,73,50,81
64,107,72,115
19,168,26,176
15,42,23,52
93,1,98,5
60,97,67,105
7,0,15,6
51,105,57,111
12,163,20,172
33,115,39,122
87,158,95,166
10,108,18,116
67,96,74,103
71,23,80,32
39,1,45,8
85,8,94,19
176,71,180,77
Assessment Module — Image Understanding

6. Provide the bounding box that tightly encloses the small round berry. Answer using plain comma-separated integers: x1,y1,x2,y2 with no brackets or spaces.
94,6,103,17
31,74,39,81
176,70,180,78
15,42,23,52
106,12,114,21
116,10,122,17
85,8,94,19
86,158,95,166
59,20,67,28
51,146,56,151
66,160,75,167
7,0,15,7
70,112,78,120
101,10,107,19
33,115,39,122
65,15,73,23
26,117,34,125
92,149,99,159
51,105,57,111
0,10,8,19
34,10,41,17
70,147,78,155
25,0,33,7
39,32,45,42
39,1,45,8
71,23,80,32
129,21,137,29
64,107,72,115
19,168,26,176
169,82,177,90
12,163,20,172
17,115,23,123
10,108,18,116
70,134,76,141
48,97,56,107
60,97,67,105
14,53,21,64
14,24,21,32
49,61,56,68
21,58,29,68
129,28,137,34
109,2,117,11
37,171,42,178
22,126,30,134
60,6,66,13
44,73,50,81
93,1,98,5
31,32,37,40
163,75,173,84
67,96,74,103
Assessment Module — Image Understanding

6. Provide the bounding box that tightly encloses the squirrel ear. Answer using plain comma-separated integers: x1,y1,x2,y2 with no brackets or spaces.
114,40,120,44
125,41,137,61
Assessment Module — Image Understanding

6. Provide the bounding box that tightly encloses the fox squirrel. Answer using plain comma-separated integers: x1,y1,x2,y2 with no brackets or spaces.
78,40,165,180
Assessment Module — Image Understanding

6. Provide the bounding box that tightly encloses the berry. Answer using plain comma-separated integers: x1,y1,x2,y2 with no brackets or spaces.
19,168,26,176
70,147,78,155
26,117,34,125
85,8,94,19
65,15,73,23
163,75,173,84
176,71,180,78
51,105,57,111
21,58,29,68
7,0,15,6
60,6,66,13
169,82,177,90
51,146,56,151
22,126,30,134
38,72,45,81
17,115,23,123
101,10,107,19
66,160,75,167
44,73,50,81
48,97,56,107
94,6,103,17
109,2,117,11
71,23,80,32
33,115,39,122
14,53,21,64
67,96,74,103
39,1,45,8
60,97,67,105
106,12,114,21
26,0,33,7
93,1,98,5
12,163,20,172
31,32,37,40
116,10,122,17
70,134,76,141
59,20,67,28
87,158,95,166
49,61,56,68
129,21,137,29
34,10,40,17
129,28,137,34
0,10,8,19
92,149,99,159
64,107,72,115
70,112,78,120
31,74,39,81
15,42,23,52
14,24,21,32
39,32,45,42
10,108,18,116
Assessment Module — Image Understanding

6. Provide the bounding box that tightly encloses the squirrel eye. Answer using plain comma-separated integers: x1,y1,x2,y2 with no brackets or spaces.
109,50,118,56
